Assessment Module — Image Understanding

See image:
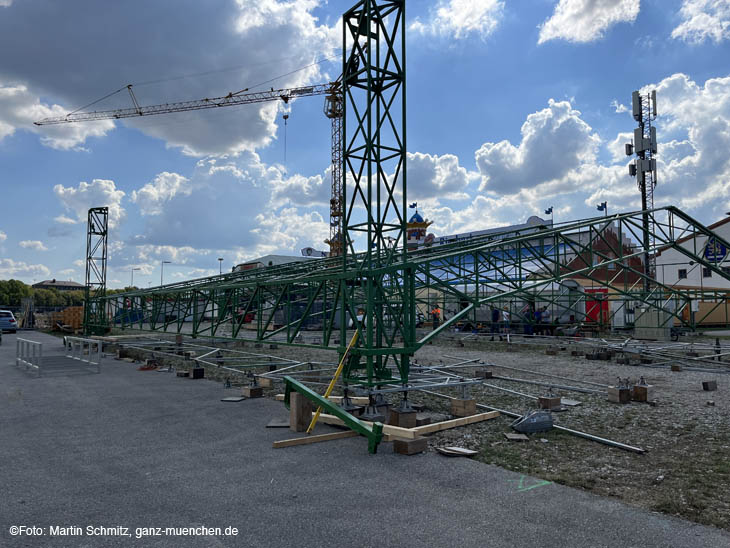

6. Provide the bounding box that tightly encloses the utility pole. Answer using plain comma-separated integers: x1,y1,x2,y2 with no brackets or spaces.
130,267,141,288
626,90,658,295
160,260,171,286
218,257,223,276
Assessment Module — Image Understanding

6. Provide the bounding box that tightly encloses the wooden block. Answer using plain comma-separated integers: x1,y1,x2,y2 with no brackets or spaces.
266,418,291,428
450,398,477,417
702,380,718,391
242,386,263,398
257,377,273,388
393,437,428,455
504,432,529,441
538,396,561,410
631,385,653,402
415,414,431,426
671,364,682,372
289,392,313,432
474,369,493,379
273,430,358,448
607,386,631,404
176,371,189,378
388,408,417,428
190,367,205,379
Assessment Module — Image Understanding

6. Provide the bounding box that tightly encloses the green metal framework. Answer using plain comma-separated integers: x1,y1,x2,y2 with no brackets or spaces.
84,207,108,336
94,206,730,377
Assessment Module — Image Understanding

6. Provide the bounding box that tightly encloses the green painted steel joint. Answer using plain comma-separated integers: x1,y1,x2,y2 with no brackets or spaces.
283,375,383,454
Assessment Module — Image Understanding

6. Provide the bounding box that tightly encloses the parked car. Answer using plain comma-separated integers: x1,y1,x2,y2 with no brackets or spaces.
0,310,18,333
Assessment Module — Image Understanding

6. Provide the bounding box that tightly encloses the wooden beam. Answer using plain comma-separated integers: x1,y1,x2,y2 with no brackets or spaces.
412,411,499,435
273,430,359,448
317,414,417,439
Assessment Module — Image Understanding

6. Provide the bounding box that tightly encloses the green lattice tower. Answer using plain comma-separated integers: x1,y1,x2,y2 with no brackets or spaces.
340,0,414,388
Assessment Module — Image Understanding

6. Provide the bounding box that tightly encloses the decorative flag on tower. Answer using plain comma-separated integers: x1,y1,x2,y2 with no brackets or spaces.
409,202,417,209
596,202,607,212
544,206,553,215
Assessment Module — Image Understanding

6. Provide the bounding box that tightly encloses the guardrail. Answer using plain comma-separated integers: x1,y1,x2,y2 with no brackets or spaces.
16,338,43,376
64,336,102,373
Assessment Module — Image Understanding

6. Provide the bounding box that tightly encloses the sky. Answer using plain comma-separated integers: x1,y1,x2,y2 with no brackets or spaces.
1,0,730,289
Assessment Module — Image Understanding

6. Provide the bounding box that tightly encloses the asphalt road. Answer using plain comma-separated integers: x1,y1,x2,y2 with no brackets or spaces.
2,331,728,548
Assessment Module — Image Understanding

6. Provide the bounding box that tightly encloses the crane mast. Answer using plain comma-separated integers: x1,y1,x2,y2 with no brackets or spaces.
35,82,344,256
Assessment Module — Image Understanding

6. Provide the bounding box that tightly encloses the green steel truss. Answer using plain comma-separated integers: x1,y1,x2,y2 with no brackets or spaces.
93,206,730,386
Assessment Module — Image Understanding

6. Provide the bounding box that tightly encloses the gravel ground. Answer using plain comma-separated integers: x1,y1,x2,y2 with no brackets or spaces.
111,330,730,530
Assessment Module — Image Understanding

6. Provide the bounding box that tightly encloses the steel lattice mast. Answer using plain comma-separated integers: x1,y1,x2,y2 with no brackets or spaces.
84,207,108,336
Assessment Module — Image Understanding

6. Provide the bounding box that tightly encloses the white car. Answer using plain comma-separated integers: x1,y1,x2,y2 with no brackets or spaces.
0,310,18,333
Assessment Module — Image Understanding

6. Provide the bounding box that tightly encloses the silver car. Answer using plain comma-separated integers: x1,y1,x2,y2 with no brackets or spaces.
0,310,18,333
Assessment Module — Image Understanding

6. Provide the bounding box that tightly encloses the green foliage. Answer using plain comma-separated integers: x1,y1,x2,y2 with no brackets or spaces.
0,280,85,307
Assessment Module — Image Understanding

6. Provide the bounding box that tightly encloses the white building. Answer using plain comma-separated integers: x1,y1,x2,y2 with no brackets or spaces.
655,216,730,290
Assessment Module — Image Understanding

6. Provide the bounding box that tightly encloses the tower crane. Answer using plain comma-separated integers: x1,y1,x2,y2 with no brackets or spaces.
34,80,345,256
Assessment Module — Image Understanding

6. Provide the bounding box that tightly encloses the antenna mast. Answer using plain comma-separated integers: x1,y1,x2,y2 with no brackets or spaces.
626,89,658,294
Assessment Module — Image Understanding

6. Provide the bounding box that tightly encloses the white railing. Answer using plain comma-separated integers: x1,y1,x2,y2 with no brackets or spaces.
16,338,43,375
64,336,102,372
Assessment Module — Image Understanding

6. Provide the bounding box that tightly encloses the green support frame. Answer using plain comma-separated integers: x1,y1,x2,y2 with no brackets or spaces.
284,375,384,453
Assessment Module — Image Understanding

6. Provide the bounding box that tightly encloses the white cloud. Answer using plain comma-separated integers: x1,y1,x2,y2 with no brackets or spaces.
0,230,6,242
53,179,126,228
475,98,601,193
59,268,75,276
0,1,337,156
135,244,206,264
54,215,78,225
672,0,730,44
73,259,85,267
410,0,504,40
611,100,629,113
270,171,329,207
19,240,48,251
131,172,191,216
0,83,114,149
407,152,477,200
250,208,329,256
0,1,12,8
538,0,639,44
0,258,50,279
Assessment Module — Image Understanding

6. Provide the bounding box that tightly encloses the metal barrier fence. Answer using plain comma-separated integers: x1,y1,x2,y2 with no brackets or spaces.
16,338,43,375
64,336,102,373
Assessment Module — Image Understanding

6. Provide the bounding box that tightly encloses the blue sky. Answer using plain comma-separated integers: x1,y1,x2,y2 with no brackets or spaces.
1,0,730,288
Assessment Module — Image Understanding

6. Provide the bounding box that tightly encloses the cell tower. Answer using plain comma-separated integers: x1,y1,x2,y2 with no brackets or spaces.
625,89,658,293
83,207,108,335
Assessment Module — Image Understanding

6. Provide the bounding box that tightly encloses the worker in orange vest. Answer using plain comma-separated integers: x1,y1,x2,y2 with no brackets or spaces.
431,306,441,330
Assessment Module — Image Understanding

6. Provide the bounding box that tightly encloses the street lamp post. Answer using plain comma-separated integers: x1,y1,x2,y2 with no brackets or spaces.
218,257,223,276
130,267,141,288
160,260,171,286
